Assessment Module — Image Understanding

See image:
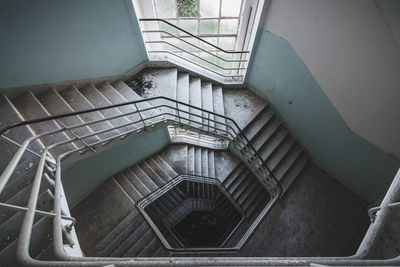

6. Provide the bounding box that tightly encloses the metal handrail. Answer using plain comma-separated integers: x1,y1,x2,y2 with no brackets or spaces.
146,40,246,71
0,96,281,193
148,50,246,78
136,173,246,252
142,30,248,63
0,95,285,264
0,97,398,267
139,18,250,55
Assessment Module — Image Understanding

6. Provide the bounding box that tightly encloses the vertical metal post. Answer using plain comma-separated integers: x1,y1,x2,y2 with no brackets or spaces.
176,102,181,124
134,102,146,129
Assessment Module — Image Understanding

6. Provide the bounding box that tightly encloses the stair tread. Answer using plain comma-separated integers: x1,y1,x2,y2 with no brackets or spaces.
58,86,120,140
89,209,139,255
10,91,77,155
96,82,143,125
79,84,134,134
36,89,100,146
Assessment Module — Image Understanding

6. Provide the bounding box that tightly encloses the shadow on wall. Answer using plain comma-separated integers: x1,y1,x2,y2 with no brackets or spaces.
245,29,400,203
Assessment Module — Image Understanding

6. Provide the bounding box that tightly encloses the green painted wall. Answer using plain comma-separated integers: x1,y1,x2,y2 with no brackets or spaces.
375,0,400,43
245,29,400,203
0,0,147,89
62,127,170,207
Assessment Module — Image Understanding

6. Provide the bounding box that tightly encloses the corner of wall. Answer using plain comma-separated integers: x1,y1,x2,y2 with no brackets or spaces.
245,28,400,203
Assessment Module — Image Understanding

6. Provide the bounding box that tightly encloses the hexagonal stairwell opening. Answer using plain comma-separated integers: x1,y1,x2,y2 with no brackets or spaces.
175,210,228,247
138,175,245,249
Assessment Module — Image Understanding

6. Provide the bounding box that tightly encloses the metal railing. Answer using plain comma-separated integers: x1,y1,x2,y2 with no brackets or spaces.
137,173,246,252
139,18,250,80
0,95,281,265
2,94,399,266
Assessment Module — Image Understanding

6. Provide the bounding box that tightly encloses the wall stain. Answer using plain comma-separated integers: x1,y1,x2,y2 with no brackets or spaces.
267,88,293,105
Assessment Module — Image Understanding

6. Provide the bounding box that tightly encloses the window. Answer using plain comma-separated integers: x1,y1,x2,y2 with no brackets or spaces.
153,0,244,74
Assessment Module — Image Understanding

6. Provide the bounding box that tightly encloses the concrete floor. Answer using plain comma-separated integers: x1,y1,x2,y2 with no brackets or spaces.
237,163,370,257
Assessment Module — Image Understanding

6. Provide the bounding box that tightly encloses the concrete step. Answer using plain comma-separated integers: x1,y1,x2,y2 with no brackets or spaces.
0,95,43,178
212,85,227,133
126,69,177,122
148,157,174,183
152,154,178,180
58,86,120,140
112,80,161,124
0,189,54,251
96,82,142,125
0,176,54,225
0,160,38,203
152,244,169,256
245,189,269,217
78,84,134,134
194,147,202,176
258,126,289,161
121,168,151,197
236,178,259,206
0,214,54,265
267,136,296,171
189,77,202,128
137,236,163,257
223,163,247,189
139,161,165,187
101,213,145,257
279,151,309,194
201,148,209,177
130,165,158,192
201,81,214,131
208,150,216,178
187,145,195,175
227,169,251,194
10,91,77,156
123,225,155,257
273,144,304,181
113,174,142,203
35,89,100,147
176,72,190,124
241,182,267,212
242,106,272,141
88,209,139,256
250,116,281,151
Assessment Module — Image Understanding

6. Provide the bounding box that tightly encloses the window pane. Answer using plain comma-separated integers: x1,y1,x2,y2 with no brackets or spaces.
179,19,198,35
200,19,218,34
220,19,238,34
177,0,198,17
159,20,179,36
180,37,200,52
155,0,176,18
218,37,236,50
199,37,218,50
221,0,241,17
200,0,219,17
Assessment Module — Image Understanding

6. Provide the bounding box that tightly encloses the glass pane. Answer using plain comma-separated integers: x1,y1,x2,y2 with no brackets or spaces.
159,20,179,36
177,0,198,17
199,37,218,50
200,19,218,34
200,0,219,17
218,37,236,50
155,0,176,18
179,19,198,35
221,0,241,17
180,37,200,52
220,19,238,34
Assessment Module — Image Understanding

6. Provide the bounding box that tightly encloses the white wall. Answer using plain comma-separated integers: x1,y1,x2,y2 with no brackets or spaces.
262,0,400,159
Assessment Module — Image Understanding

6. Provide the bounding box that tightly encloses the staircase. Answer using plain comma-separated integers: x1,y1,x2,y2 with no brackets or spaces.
0,67,310,263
